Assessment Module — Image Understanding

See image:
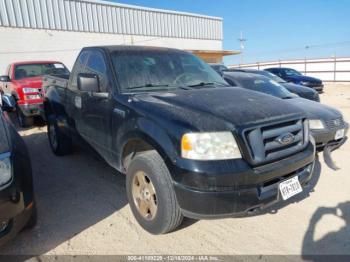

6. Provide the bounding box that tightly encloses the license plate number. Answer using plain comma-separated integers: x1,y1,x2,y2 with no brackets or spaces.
335,129,345,140
279,176,302,200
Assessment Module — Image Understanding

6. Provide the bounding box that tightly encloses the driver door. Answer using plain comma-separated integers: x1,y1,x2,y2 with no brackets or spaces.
78,49,113,160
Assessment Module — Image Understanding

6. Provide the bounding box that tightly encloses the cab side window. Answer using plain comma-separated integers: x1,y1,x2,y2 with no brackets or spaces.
274,69,283,77
70,50,90,90
225,78,237,86
84,51,109,93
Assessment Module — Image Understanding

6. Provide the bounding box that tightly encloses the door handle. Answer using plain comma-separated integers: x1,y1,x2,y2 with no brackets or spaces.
74,96,82,109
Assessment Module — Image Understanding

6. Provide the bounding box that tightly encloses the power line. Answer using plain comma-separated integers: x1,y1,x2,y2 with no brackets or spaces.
249,40,350,56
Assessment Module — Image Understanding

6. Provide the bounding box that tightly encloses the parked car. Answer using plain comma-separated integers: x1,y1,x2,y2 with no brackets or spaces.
0,61,70,127
227,68,320,102
0,93,36,246
223,72,348,151
209,63,229,75
265,67,324,92
43,46,315,234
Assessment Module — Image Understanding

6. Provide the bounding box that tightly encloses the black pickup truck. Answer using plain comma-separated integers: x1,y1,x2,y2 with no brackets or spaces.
43,46,316,234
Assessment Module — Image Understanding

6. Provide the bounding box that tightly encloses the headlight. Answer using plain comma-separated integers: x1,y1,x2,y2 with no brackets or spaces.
181,132,242,160
0,153,12,187
309,119,325,130
22,87,38,93
300,81,310,86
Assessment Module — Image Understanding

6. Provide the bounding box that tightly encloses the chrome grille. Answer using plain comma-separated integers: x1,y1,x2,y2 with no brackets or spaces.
244,119,307,165
325,118,345,130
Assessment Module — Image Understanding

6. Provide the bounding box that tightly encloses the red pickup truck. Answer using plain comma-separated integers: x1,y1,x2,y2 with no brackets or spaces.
0,61,69,127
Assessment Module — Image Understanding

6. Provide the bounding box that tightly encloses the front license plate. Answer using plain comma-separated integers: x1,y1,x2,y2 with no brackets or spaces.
279,176,303,200
335,129,345,140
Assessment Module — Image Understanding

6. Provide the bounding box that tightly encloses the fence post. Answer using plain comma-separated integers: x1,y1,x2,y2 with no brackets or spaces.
334,55,337,82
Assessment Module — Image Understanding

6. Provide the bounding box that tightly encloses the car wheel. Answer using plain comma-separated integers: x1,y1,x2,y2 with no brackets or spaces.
47,116,72,156
126,150,183,234
17,108,34,128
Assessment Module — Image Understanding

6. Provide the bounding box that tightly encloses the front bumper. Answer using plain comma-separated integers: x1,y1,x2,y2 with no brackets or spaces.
18,103,44,117
299,82,324,92
312,123,349,151
0,179,33,246
171,141,315,219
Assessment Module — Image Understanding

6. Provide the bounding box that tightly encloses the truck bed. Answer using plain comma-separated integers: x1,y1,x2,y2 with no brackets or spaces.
42,74,69,91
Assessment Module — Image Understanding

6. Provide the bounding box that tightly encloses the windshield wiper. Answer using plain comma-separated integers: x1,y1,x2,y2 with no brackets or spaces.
188,82,228,88
127,83,190,91
283,96,295,99
127,84,170,90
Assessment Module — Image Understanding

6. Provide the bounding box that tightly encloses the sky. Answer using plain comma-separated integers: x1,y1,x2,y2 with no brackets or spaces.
108,0,350,65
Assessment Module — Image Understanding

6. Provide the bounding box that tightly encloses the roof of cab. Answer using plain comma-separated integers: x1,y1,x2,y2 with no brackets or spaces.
83,45,189,54
13,61,62,66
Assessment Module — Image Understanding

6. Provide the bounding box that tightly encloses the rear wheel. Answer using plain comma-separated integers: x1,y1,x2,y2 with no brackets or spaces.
126,150,183,234
47,116,72,156
17,108,34,128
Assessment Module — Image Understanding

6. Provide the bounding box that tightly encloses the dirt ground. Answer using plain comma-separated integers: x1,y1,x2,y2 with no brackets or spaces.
1,83,350,256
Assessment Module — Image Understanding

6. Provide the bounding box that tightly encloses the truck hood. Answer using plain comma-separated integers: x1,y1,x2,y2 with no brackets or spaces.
282,83,316,96
286,97,342,121
0,113,10,154
286,75,322,84
12,76,43,88
133,87,306,131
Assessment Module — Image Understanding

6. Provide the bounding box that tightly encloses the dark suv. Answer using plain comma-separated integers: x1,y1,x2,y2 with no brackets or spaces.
265,68,324,92
228,68,320,102
0,94,36,246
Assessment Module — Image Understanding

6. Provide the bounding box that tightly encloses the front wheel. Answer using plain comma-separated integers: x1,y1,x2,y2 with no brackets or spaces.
47,116,72,156
126,151,183,234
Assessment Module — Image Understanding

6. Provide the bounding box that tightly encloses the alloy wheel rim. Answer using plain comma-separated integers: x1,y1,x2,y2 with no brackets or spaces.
132,171,158,220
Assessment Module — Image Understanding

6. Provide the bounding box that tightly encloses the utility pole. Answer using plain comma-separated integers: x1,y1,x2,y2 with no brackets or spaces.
238,31,246,65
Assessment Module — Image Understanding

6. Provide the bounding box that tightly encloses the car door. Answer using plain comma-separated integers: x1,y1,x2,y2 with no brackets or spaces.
78,49,114,160
65,50,90,135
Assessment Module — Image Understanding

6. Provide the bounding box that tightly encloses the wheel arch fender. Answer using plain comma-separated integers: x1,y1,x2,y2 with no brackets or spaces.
117,118,179,172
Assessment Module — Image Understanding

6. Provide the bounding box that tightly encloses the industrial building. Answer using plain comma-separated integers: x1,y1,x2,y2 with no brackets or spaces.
0,0,239,72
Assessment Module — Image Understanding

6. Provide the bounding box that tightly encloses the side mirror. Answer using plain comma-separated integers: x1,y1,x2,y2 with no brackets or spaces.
0,75,10,82
0,93,16,112
77,73,100,92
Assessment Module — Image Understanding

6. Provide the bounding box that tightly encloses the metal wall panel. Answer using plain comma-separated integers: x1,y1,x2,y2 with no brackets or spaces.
0,0,222,40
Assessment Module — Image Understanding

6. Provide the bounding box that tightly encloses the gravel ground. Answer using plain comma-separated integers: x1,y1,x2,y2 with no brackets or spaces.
0,83,349,256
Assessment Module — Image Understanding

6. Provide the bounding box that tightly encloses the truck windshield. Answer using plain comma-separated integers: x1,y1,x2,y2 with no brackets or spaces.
111,50,228,92
14,63,70,80
237,76,296,99
252,70,287,83
284,68,302,76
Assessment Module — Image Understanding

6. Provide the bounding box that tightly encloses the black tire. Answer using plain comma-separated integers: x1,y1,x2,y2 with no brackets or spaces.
25,205,37,229
17,108,34,128
47,116,72,156
126,150,183,234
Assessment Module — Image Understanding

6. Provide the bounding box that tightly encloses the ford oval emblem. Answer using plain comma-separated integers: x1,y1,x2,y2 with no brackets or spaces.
276,133,295,145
